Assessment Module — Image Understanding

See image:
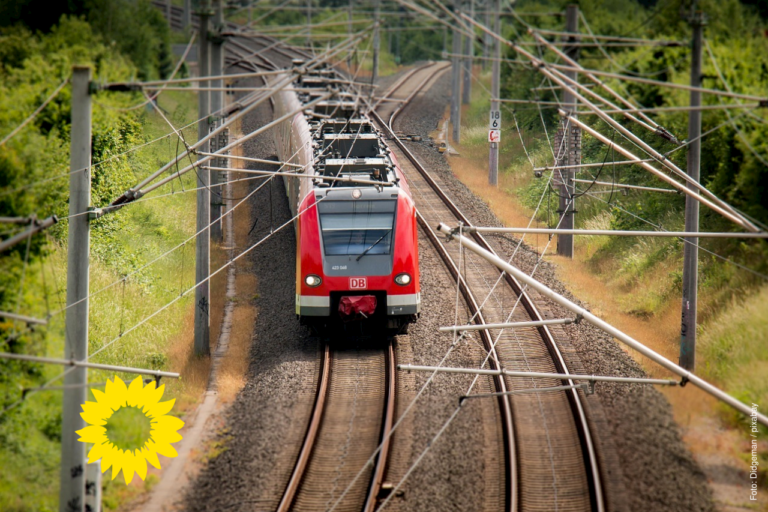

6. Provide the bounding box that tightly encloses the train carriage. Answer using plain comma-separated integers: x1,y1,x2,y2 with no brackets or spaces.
271,66,420,334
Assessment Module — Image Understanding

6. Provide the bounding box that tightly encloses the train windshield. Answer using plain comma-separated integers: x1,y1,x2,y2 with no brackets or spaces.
317,200,397,256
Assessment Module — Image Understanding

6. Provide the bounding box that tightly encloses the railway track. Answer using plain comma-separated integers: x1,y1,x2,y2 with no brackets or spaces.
371,61,605,512
156,2,604,507
154,6,400,511
276,340,396,512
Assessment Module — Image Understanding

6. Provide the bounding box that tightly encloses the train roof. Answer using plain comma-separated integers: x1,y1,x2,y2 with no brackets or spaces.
292,68,400,191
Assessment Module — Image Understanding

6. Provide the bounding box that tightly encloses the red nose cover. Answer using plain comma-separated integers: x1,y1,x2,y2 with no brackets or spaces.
338,295,377,319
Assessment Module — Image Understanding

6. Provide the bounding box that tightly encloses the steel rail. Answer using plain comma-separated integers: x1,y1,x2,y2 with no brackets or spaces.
371,64,431,110
363,341,396,512
276,342,331,512
386,62,452,128
375,62,605,512
371,64,518,512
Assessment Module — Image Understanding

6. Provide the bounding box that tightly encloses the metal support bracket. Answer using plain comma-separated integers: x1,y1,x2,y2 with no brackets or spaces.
87,207,104,221
654,125,681,145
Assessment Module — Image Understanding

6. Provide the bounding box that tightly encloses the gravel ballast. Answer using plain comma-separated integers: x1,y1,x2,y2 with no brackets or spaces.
394,68,715,512
183,85,321,512
183,62,714,512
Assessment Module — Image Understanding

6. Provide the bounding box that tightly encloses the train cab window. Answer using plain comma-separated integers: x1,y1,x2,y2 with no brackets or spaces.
317,200,397,256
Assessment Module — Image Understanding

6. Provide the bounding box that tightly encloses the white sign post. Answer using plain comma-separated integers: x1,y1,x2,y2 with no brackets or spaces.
489,108,501,185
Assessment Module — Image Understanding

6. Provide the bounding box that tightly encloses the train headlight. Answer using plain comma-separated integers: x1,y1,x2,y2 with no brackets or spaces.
352,189,362,199
305,274,322,287
394,273,411,286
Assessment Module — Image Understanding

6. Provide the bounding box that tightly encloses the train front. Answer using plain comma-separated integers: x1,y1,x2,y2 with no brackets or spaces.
295,118,420,334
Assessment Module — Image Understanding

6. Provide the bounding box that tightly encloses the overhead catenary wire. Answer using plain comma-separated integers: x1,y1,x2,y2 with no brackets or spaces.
0,215,58,253
0,352,180,379
541,59,768,104
364,197,578,512
97,32,197,113
43,54,372,328
565,112,760,231
704,39,768,169
501,26,756,228
578,11,688,79
328,65,573,512
437,223,768,426
575,185,768,281
0,99,224,200
108,27,373,207
529,30,661,132
0,77,69,148
2,184,331,417
533,26,682,45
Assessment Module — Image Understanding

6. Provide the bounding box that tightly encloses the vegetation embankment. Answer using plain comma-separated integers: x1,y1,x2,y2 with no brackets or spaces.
448,0,767,485
0,2,212,510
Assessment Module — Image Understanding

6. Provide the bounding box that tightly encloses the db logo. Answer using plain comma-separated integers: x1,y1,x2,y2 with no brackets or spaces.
350,277,367,289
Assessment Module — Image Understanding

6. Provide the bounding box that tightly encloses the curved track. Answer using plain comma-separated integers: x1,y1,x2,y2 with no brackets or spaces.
276,340,396,512
372,61,605,512
155,3,605,507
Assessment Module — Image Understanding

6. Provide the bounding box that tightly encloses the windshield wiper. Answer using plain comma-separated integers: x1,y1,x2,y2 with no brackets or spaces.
356,232,390,262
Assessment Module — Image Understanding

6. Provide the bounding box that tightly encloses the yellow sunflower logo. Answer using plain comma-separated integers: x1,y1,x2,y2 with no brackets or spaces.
76,375,184,484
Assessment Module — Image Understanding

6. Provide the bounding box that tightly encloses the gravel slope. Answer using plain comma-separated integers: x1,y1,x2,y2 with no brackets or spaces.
183,88,321,512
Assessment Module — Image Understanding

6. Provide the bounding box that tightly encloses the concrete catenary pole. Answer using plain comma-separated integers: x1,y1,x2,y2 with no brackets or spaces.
59,65,91,512
183,0,192,30
488,0,500,185
680,6,705,370
396,10,402,63
210,0,224,242
306,0,312,50
443,24,448,56
483,0,491,71
462,0,473,104
556,4,579,258
195,2,211,356
347,0,354,70
451,0,462,143
372,0,380,85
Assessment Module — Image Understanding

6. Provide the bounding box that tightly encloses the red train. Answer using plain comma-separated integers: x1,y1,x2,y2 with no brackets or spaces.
271,64,420,334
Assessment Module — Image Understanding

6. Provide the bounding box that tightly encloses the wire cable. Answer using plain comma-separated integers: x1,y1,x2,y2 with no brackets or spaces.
0,77,69,148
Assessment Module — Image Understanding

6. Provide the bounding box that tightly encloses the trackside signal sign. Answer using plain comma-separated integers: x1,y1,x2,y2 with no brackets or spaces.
489,109,501,143
489,109,501,129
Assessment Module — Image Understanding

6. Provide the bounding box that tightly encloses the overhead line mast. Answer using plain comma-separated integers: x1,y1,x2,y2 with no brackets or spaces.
195,0,213,357
462,0,473,105
487,0,500,185
450,0,462,143
554,4,579,258
59,64,91,512
211,0,225,243
680,3,706,371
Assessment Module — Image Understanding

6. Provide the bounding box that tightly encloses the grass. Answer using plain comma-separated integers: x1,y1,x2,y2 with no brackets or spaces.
699,286,768,417
0,88,204,511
